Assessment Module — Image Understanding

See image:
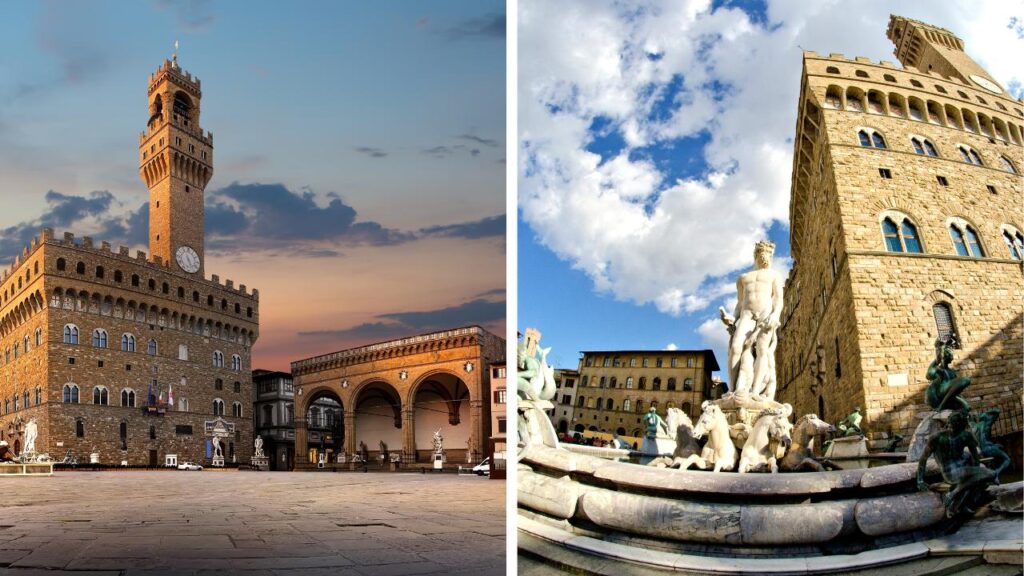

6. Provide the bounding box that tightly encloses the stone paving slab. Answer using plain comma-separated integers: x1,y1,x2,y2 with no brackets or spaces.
0,471,504,574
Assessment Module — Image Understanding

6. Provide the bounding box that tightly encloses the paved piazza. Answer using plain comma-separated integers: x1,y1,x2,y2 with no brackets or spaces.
0,471,505,575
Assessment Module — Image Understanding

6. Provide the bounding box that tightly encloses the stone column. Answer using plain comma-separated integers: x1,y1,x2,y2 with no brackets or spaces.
402,408,416,463
293,418,307,469
470,399,484,458
344,411,356,457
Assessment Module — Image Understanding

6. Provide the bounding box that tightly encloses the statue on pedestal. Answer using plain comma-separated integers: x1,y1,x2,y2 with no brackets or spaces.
916,411,995,517
925,337,971,412
836,407,863,436
211,436,223,459
719,240,783,400
254,435,265,459
23,418,39,456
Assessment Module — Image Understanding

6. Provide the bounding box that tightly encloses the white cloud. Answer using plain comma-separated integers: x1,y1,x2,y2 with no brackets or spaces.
519,0,1023,321
664,342,678,351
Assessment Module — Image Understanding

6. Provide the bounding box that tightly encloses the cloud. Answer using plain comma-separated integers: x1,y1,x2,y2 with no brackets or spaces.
445,13,505,40
152,0,216,32
299,297,506,340
421,145,454,158
420,214,505,239
664,343,678,351
354,146,388,158
475,287,506,299
0,191,133,262
206,182,414,248
518,0,1023,317
459,134,500,148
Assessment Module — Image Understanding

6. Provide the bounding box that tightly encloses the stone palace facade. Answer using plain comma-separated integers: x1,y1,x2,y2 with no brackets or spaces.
776,16,1023,453
0,56,259,466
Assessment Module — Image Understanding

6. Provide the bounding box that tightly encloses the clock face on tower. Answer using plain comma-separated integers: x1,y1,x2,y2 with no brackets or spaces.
969,74,1002,94
175,246,201,273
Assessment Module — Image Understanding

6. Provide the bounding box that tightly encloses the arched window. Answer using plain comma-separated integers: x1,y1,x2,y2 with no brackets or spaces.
635,400,644,413
92,329,108,348
667,378,677,391
910,137,938,157
638,377,647,390
684,378,694,391
581,375,588,386
179,398,189,412
75,262,85,274
35,328,42,346
213,351,224,368
213,399,225,416
231,354,242,371
957,145,983,166
76,419,85,437
131,274,140,287
147,339,158,356
56,258,66,271
653,377,662,390
63,324,79,344
577,396,585,407
96,266,104,279
93,386,109,405
23,336,29,354
606,398,614,411
857,128,886,149
63,383,79,403
1000,156,1017,174
232,402,243,417
599,376,606,388
609,376,617,388
623,399,632,412
595,397,603,410
114,270,123,282
626,377,634,389
932,303,959,344
881,216,923,253
1002,227,1024,260
949,223,984,257
121,333,136,352
121,389,136,407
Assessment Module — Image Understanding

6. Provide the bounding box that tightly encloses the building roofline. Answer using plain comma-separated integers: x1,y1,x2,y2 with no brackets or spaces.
579,349,721,372
291,325,503,371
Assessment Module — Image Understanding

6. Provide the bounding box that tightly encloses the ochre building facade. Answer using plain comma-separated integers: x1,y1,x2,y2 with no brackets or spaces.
290,326,504,468
0,57,259,465
777,16,1023,451
571,350,720,438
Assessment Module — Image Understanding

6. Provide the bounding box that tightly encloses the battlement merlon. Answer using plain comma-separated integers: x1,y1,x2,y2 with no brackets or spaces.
0,228,259,301
148,59,202,98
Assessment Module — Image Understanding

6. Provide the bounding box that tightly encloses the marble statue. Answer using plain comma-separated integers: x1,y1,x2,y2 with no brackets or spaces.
925,337,971,412
359,441,369,463
972,409,1010,484
254,435,265,459
431,430,444,456
211,436,223,458
836,407,863,436
23,418,39,455
916,411,995,517
719,240,783,400
737,406,792,474
691,402,738,472
379,441,389,462
781,414,840,472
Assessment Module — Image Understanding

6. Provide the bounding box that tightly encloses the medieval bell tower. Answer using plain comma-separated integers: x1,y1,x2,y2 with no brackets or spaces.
139,53,213,277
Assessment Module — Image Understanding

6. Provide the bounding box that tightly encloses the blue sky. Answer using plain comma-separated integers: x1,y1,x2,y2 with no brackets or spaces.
518,0,1022,376
0,1,506,370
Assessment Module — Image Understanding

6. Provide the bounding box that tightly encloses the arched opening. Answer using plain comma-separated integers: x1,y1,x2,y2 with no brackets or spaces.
305,389,344,466
412,373,471,463
574,424,585,433
173,91,192,120
353,381,402,461
557,419,569,434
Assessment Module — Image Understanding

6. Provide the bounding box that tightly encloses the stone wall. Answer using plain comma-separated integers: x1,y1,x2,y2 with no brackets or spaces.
778,45,1023,446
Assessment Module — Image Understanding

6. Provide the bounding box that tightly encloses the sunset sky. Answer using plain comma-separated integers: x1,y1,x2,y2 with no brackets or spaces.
0,1,506,370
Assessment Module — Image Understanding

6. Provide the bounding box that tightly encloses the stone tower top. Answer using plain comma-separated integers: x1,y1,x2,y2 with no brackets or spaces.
139,56,213,278
886,15,1004,94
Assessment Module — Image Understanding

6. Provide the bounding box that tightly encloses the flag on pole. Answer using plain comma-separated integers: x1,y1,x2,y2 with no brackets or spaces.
168,384,174,410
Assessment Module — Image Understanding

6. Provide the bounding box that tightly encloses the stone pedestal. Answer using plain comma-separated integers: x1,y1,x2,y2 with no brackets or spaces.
250,456,269,471
906,410,954,462
824,435,868,459
389,461,400,472
211,456,225,467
